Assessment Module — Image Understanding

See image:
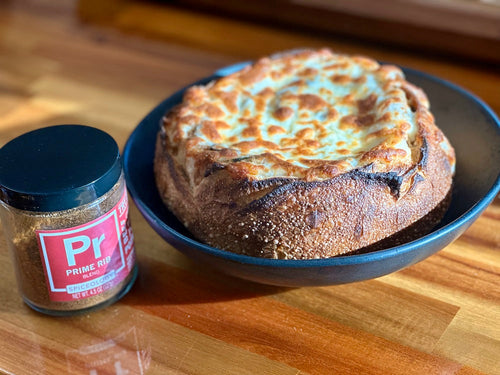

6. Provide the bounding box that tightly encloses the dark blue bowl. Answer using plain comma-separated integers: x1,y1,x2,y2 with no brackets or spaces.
123,63,500,287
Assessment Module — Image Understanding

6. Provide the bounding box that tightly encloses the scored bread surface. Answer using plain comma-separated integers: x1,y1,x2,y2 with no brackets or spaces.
154,49,455,259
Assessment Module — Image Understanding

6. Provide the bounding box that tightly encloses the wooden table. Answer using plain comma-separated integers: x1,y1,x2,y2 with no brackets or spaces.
0,1,499,374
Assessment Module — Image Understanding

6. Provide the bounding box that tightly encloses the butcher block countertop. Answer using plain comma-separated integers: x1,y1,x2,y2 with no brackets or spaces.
0,1,499,374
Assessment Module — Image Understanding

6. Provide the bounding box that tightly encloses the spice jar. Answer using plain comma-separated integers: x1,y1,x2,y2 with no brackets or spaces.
0,125,138,315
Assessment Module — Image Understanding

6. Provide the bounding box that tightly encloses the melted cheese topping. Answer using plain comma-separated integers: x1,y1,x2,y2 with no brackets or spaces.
163,49,439,181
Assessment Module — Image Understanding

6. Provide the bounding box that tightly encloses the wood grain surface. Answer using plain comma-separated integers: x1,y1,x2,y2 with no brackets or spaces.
0,1,499,374
164,0,500,63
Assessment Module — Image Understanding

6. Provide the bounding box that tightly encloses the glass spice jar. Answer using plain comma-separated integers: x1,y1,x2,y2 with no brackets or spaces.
0,125,138,316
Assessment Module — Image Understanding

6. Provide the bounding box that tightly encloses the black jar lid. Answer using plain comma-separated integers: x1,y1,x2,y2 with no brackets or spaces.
0,125,122,212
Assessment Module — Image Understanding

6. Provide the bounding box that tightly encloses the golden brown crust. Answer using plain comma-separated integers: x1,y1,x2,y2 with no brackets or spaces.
154,49,455,259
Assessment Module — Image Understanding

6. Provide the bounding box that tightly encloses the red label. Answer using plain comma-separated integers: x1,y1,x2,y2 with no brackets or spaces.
37,188,136,302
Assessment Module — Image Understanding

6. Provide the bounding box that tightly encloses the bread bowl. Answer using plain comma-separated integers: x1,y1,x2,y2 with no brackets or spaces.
154,49,455,259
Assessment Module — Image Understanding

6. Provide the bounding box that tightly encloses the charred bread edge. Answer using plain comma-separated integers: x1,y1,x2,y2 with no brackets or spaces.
350,187,452,255
154,121,452,259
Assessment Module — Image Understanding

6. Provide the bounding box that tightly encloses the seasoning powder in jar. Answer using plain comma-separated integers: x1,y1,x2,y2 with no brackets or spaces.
0,125,138,315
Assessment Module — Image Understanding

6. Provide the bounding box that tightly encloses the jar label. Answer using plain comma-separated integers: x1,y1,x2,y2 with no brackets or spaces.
36,189,136,302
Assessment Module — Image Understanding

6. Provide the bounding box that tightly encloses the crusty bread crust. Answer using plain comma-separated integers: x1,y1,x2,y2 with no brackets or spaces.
154,49,455,259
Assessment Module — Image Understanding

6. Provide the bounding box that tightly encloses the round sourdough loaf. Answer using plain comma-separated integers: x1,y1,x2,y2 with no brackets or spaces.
154,49,455,259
